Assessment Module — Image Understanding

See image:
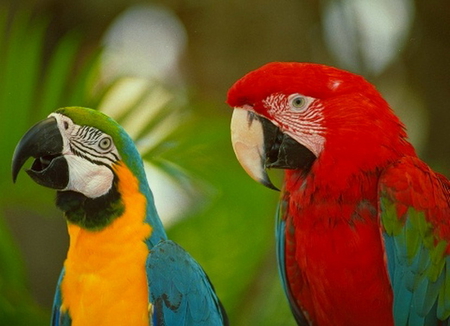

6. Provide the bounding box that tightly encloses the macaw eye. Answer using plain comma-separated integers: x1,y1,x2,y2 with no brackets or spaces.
98,136,112,151
289,95,307,111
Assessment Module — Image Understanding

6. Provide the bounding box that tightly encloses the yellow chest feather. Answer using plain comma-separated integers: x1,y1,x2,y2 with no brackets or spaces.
60,164,152,326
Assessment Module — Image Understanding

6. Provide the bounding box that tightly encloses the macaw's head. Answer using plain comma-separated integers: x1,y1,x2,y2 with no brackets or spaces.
12,107,147,230
227,62,415,189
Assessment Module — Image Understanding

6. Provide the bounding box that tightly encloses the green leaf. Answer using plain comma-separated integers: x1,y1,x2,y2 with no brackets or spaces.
36,30,82,117
0,8,101,325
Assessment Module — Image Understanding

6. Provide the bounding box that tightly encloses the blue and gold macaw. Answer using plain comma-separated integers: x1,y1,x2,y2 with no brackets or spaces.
12,107,228,326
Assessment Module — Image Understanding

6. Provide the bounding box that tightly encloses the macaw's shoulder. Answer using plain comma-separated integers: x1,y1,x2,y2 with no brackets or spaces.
379,156,450,325
146,240,228,326
380,156,450,238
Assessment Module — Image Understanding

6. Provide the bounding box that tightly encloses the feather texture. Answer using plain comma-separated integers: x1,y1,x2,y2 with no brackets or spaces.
11,107,227,326
226,62,450,325
380,156,450,325
147,241,228,326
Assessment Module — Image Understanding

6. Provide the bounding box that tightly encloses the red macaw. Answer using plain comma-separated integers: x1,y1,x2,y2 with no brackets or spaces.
227,62,450,326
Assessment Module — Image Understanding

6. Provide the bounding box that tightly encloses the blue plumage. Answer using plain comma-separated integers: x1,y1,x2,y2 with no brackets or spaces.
147,241,227,326
380,157,450,325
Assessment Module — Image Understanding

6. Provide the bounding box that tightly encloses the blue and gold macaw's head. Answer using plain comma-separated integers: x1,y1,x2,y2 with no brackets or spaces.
12,107,165,240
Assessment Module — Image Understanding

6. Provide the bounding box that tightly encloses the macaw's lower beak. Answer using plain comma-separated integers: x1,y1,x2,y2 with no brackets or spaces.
230,108,316,190
12,116,69,189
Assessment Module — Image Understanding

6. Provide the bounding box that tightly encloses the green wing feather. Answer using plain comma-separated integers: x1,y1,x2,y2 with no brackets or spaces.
380,156,450,325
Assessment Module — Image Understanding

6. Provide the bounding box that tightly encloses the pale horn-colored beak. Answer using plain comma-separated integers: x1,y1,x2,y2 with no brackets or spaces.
230,108,278,190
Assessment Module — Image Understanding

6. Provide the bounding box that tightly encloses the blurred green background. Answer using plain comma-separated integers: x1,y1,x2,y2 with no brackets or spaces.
0,0,449,325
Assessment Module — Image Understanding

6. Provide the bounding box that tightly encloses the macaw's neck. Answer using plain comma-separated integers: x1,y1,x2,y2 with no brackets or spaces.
56,162,167,245
288,134,417,200
56,183,124,231
60,163,152,326
282,137,417,223
285,167,382,217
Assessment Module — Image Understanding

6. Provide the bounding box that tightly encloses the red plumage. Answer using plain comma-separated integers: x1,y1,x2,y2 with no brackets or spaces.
227,62,450,325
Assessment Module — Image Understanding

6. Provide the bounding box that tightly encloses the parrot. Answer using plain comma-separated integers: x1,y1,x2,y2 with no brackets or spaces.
226,62,450,326
11,107,228,326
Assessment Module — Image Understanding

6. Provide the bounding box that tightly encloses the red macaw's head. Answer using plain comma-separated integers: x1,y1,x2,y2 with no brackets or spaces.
227,62,415,189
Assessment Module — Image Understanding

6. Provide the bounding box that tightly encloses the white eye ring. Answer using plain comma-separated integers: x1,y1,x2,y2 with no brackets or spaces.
288,94,311,112
98,136,112,151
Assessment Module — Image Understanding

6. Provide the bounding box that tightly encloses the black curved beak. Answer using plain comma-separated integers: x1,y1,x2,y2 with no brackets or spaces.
12,117,69,189
231,109,316,190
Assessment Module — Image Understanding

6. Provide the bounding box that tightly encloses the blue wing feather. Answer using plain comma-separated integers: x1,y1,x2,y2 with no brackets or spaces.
379,157,450,325
51,268,71,326
146,240,228,326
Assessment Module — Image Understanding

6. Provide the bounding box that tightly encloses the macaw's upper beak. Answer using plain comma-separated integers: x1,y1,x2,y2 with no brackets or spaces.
12,116,69,189
230,108,316,191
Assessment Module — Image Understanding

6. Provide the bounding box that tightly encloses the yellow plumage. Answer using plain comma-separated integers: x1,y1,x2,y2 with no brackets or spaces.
61,163,152,326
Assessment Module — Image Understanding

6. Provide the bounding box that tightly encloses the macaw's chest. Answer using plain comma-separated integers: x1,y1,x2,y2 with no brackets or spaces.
283,199,394,326
57,163,155,326
60,220,152,326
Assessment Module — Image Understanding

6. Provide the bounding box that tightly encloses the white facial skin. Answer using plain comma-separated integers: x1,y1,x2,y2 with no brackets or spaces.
50,113,121,198
230,93,326,186
261,93,325,157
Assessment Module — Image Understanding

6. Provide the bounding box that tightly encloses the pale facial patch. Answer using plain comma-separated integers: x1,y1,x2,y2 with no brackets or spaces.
65,156,114,198
49,113,121,198
262,93,326,157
